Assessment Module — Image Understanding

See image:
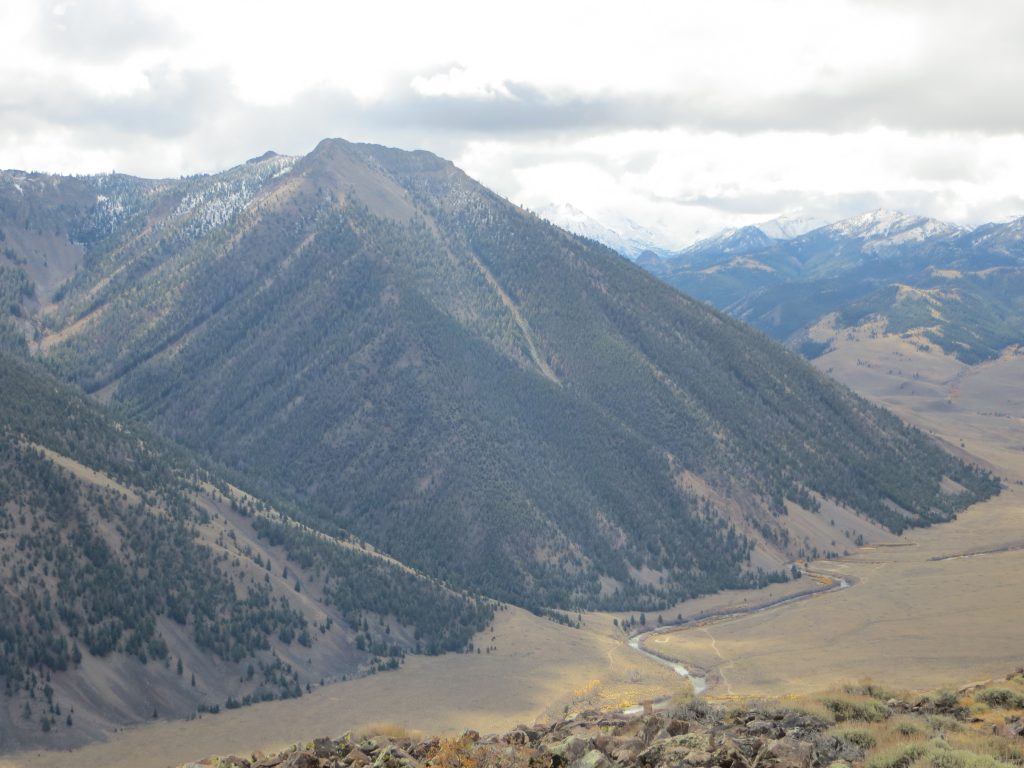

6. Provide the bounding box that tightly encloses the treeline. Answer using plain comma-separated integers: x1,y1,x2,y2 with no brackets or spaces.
251,516,493,655
0,350,508,706
839,268,1024,366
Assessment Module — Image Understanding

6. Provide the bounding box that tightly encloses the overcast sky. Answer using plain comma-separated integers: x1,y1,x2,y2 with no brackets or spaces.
2,0,1022,245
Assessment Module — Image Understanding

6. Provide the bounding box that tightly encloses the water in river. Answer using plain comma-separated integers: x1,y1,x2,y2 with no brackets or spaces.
627,635,708,694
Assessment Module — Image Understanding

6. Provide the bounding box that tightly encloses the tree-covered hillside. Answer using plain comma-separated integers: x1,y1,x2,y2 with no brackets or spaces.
0,352,491,747
21,141,998,612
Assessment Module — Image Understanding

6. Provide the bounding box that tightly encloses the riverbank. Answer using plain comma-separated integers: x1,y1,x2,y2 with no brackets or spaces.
626,569,852,694
636,481,1024,697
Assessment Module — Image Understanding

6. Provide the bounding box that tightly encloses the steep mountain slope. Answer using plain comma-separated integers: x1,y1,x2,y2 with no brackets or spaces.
4,144,997,613
0,352,490,750
647,210,1024,364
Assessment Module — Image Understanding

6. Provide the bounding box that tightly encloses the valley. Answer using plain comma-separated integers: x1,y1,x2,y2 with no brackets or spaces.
8,328,1023,767
5,4,1024,767
635,329,1024,696
0,147,1020,767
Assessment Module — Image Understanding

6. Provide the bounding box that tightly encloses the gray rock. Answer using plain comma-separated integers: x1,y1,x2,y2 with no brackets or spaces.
667,719,690,736
346,747,372,766
571,748,613,768
281,752,319,768
746,719,780,736
763,737,815,768
611,737,646,764
547,735,594,764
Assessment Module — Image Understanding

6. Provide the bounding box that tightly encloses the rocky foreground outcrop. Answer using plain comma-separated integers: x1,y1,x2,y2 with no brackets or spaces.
179,702,863,768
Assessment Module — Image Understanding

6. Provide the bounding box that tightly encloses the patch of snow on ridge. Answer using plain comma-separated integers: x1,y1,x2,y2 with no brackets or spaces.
172,154,299,236
755,214,828,239
825,209,960,242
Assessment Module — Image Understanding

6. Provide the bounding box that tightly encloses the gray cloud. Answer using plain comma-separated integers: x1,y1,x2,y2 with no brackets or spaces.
5,69,1019,231
670,191,816,216
271,75,1024,140
668,191,895,225
1,66,232,141
652,187,1024,232
6,54,1024,179
903,152,980,184
4,0,1023,235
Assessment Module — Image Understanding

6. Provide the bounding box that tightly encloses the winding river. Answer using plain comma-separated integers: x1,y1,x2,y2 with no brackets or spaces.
625,571,851,695
628,633,708,693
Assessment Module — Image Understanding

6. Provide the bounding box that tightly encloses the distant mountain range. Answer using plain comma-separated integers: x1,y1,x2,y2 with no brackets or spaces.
534,202,680,258
537,205,827,262
0,143,999,746
635,209,1024,365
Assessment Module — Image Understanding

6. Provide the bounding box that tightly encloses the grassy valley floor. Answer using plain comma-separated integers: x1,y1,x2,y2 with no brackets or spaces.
641,330,1024,696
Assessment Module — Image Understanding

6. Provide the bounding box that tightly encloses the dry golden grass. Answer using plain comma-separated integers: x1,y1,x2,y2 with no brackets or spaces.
641,332,1024,699
424,734,480,768
351,722,424,742
648,481,1024,696
814,681,1024,768
4,605,685,768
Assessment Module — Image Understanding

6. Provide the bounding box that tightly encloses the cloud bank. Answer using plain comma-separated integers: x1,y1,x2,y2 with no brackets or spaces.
1,0,1022,243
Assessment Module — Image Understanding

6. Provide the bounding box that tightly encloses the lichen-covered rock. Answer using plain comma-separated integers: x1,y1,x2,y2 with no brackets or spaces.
746,719,782,737
762,737,815,768
546,734,595,764
637,733,710,767
573,749,614,768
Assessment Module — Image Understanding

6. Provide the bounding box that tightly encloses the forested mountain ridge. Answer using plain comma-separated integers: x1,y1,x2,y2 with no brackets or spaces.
0,139,997,615
643,210,1024,364
0,352,491,750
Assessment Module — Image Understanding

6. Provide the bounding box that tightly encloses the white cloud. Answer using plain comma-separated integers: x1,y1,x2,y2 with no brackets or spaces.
411,67,511,99
0,0,1022,240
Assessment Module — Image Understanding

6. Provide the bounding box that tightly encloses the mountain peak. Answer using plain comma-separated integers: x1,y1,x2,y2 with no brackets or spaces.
681,224,775,257
824,209,960,242
25,142,993,614
755,213,828,240
246,150,280,165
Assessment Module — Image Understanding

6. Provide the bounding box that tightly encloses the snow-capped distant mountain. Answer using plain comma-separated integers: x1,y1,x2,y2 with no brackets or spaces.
642,208,1024,365
534,203,677,259
671,215,826,264
682,209,960,258
678,225,775,259
755,214,828,240
819,209,962,245
966,215,1024,252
